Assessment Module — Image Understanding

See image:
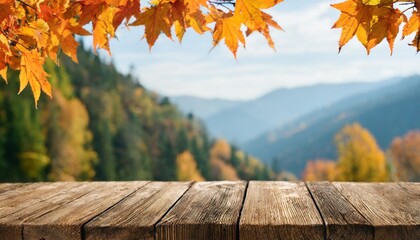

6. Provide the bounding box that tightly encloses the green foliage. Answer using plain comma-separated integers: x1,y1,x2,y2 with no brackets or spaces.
0,72,49,182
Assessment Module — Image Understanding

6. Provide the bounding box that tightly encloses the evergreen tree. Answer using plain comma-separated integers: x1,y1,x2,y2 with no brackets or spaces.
155,132,176,180
191,137,211,180
93,119,116,180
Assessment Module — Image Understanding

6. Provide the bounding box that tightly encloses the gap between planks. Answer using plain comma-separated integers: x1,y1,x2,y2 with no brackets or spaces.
81,181,153,240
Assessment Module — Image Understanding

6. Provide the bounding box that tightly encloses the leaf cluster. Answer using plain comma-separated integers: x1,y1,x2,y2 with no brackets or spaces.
0,0,283,106
332,0,420,53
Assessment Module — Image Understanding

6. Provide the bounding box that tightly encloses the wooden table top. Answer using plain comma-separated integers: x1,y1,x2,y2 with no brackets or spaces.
0,181,418,240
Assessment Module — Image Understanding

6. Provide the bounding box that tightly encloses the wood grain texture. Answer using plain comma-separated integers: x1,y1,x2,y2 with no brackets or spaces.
333,182,420,240
84,181,191,240
240,181,324,240
22,181,148,240
0,182,48,202
398,182,420,197
0,182,81,219
156,181,246,240
0,183,27,194
307,182,373,240
0,182,93,240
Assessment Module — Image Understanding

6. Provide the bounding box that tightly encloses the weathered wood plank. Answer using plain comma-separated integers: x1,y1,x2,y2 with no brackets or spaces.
156,181,246,240
398,182,420,197
0,182,83,219
22,181,148,240
0,183,28,194
0,182,49,202
307,182,373,240
84,182,191,240
333,182,420,240
240,181,324,240
0,182,95,240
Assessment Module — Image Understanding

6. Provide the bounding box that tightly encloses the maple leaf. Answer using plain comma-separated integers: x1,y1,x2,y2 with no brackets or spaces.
0,34,9,82
19,19,50,47
131,3,173,49
183,0,207,12
403,11,420,51
112,0,141,29
61,29,79,63
19,49,52,108
210,9,245,57
187,11,210,35
93,6,117,54
170,0,209,42
246,12,283,49
234,0,283,49
332,0,374,52
170,0,187,41
368,8,405,54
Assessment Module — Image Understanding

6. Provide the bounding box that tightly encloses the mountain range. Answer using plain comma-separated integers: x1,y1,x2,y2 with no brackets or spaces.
244,76,420,175
172,76,420,176
172,81,393,144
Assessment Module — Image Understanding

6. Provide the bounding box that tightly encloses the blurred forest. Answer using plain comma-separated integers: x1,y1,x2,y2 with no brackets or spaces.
0,46,418,183
0,45,274,182
302,123,420,182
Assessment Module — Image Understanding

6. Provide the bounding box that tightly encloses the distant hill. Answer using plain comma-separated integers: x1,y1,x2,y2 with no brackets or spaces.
171,96,243,119
243,76,420,176
203,82,390,144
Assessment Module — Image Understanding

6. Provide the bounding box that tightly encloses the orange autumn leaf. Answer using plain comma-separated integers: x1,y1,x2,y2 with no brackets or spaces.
131,3,173,49
93,7,117,54
19,49,52,107
0,34,9,82
112,0,140,29
403,11,420,37
61,30,79,63
331,0,374,52
367,8,404,54
234,0,283,41
402,11,420,52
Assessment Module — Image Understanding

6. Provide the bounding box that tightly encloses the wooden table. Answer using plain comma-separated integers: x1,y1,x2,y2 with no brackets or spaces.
0,181,418,240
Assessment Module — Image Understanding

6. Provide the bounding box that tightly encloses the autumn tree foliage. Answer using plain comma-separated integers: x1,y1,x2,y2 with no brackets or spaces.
210,139,240,180
335,123,389,182
301,160,337,181
390,130,420,182
176,151,204,181
209,139,273,180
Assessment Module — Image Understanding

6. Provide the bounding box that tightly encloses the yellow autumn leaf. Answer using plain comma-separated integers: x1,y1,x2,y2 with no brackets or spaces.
19,49,52,108
19,19,50,47
212,13,245,57
0,34,9,82
93,6,117,54
402,11,420,37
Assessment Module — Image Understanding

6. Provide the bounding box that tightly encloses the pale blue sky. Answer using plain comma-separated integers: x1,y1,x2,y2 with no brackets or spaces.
96,0,420,100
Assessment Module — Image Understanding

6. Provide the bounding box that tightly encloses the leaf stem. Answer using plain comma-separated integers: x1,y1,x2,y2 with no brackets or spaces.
17,0,37,11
